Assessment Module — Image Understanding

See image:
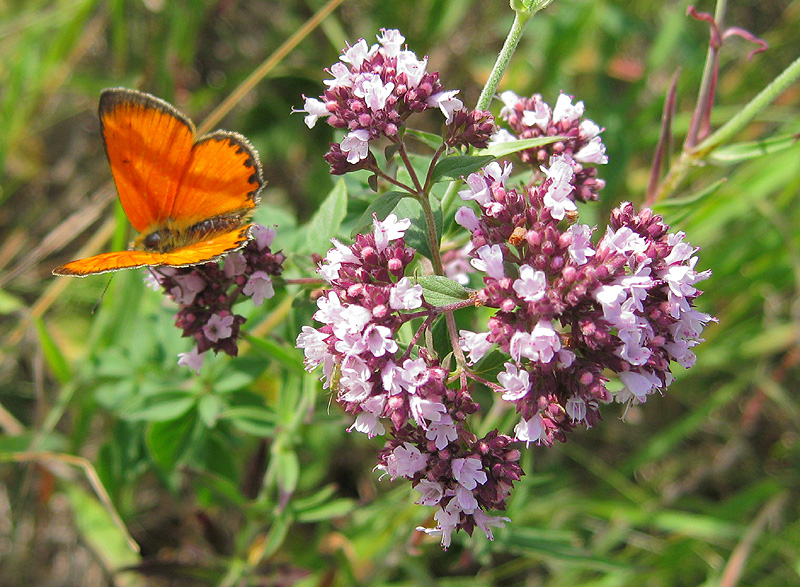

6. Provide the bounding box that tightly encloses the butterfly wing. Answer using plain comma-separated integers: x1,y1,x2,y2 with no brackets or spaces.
53,225,252,277
169,130,262,228
99,88,196,233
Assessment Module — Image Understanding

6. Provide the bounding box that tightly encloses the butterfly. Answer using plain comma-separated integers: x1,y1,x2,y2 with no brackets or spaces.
53,88,263,277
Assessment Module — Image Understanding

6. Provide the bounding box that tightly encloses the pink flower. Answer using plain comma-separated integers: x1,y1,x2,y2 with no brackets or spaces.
203,313,234,342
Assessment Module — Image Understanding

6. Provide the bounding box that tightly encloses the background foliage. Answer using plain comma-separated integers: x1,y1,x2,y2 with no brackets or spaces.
1,0,799,585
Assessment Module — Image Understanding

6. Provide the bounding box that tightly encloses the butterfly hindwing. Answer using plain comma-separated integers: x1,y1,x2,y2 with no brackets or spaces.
169,131,262,228
53,225,253,277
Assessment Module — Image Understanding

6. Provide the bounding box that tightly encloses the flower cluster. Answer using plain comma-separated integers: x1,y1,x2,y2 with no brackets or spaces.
456,159,714,445
297,29,494,173
297,214,522,549
493,91,608,202
147,224,285,373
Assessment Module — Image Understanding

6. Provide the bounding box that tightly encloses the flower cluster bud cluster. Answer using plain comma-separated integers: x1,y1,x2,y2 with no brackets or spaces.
297,214,522,549
492,91,608,202
147,224,285,373
297,29,495,174
456,159,713,445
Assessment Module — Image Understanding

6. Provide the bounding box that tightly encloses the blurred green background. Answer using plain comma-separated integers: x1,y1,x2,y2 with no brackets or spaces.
1,0,799,585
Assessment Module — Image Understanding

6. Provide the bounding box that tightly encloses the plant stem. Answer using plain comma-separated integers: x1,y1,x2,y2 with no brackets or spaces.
476,8,536,111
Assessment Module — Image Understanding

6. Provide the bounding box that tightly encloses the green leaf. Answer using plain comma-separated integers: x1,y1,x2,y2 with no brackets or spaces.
430,154,494,183
296,498,356,522
220,406,276,437
274,446,299,497
404,128,444,150
146,409,196,471
300,178,347,254
350,190,409,238
198,394,223,428
64,484,140,569
479,135,566,158
35,317,71,385
123,391,196,422
0,289,23,314
393,196,442,260
708,133,800,164
418,275,471,307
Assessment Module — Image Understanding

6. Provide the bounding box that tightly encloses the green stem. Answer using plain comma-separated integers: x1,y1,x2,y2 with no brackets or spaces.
475,8,536,111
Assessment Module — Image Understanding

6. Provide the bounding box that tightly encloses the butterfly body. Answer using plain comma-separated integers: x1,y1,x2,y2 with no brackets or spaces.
53,88,263,277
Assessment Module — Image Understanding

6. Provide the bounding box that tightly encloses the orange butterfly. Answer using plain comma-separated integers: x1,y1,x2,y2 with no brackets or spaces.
53,88,262,277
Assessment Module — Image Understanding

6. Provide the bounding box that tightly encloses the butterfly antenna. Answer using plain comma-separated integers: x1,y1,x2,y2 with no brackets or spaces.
91,275,114,314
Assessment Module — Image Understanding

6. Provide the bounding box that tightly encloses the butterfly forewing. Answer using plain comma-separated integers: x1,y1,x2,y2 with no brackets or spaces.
99,89,195,233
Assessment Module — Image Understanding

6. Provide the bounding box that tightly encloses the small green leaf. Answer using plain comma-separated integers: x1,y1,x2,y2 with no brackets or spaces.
708,133,800,164
393,196,442,260
198,394,223,428
431,154,494,183
418,275,471,307
0,289,23,314
146,409,196,471
221,406,276,437
274,447,299,497
479,135,566,158
350,190,409,238
300,178,347,254
404,128,444,150
35,317,71,385
296,498,356,522
123,391,196,422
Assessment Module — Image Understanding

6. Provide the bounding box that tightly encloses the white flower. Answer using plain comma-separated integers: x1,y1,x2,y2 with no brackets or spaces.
396,52,428,87
552,92,585,124
472,509,511,541
361,324,398,357
340,129,371,163
381,361,405,395
338,355,373,403
618,369,661,403
521,100,551,130
514,414,546,447
459,330,492,365
296,96,329,128
410,396,447,430
575,135,608,164
513,264,547,302
348,411,385,437
400,357,430,391
470,244,505,279
340,38,374,69
323,62,353,88
509,319,561,363
373,213,411,251
498,90,521,119
451,457,487,490
454,206,481,232
427,89,463,123
389,277,423,310
566,395,588,423
376,28,404,56
415,480,444,506
296,326,330,372
497,362,530,401
177,346,205,374
566,224,595,265
425,414,458,449
542,156,577,220
383,442,428,479
354,73,395,111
